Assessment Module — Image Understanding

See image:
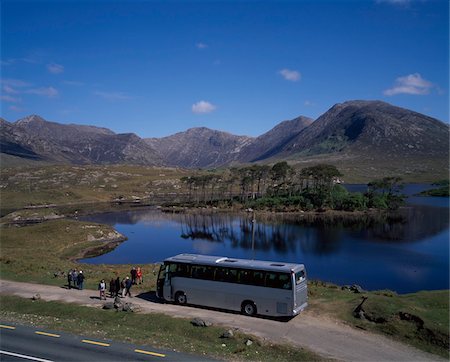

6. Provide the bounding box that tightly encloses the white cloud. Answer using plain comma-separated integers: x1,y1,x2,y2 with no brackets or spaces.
47,63,64,74
93,91,131,100
304,100,315,106
192,100,216,114
3,85,19,94
384,73,433,96
26,86,59,98
1,95,21,103
196,42,208,49
279,68,301,82
1,78,32,88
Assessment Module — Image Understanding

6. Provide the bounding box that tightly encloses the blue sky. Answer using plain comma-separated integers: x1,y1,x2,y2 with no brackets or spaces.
1,0,448,138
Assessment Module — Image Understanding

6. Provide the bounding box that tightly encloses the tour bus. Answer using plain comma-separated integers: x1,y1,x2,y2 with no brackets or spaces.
156,253,307,317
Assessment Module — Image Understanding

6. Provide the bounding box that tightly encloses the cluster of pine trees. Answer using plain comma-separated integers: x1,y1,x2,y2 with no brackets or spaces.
180,163,405,212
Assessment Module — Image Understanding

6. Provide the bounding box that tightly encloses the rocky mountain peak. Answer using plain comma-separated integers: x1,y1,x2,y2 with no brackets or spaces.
15,114,47,125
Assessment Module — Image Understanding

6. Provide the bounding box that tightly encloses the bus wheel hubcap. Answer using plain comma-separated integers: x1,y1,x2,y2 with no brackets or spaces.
244,304,254,315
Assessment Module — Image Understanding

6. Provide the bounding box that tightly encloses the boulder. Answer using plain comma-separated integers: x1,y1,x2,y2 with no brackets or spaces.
114,297,123,310
190,318,212,327
245,339,253,346
350,284,365,293
31,293,41,301
220,329,234,338
102,302,115,310
130,305,141,312
120,302,140,312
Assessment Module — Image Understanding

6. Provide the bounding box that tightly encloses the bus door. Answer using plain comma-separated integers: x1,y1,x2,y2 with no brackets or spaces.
163,265,173,300
156,264,167,299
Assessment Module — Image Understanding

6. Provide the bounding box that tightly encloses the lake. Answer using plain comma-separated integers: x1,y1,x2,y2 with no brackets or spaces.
80,184,449,293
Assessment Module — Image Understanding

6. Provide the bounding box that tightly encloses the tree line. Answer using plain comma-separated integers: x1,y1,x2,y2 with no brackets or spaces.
180,162,405,211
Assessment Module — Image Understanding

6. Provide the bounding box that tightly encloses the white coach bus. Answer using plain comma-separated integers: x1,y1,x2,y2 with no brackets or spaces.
156,253,307,317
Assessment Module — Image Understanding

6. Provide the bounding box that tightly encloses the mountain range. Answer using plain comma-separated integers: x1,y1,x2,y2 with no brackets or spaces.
1,100,448,180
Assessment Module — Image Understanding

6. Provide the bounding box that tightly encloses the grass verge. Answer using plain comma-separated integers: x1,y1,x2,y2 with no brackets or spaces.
308,281,449,359
0,295,324,362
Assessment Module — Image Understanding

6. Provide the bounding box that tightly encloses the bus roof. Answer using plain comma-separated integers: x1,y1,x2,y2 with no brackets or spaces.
164,253,305,273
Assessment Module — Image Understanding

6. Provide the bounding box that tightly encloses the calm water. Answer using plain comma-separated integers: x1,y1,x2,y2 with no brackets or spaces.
80,184,449,293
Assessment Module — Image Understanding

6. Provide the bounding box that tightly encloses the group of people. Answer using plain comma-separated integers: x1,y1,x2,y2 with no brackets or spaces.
97,266,144,300
67,269,85,290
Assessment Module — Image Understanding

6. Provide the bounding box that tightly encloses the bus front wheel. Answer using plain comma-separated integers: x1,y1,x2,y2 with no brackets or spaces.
242,301,257,316
175,291,187,305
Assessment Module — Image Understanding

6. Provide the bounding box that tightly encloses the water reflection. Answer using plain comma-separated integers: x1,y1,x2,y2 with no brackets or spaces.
80,188,449,293
165,205,448,254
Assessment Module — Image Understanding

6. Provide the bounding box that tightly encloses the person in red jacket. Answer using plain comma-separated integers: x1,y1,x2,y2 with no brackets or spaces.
136,266,143,285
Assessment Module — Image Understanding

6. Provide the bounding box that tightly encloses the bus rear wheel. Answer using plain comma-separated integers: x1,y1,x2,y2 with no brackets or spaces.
175,291,187,305
242,301,257,316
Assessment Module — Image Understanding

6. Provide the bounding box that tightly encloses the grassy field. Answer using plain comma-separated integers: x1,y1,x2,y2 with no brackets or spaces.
0,219,160,292
0,295,323,362
0,219,448,358
0,165,190,215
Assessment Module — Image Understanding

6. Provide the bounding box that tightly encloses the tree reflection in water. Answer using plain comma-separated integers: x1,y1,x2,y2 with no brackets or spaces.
170,203,449,256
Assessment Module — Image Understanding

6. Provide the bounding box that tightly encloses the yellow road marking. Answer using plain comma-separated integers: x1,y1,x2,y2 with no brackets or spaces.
135,349,166,358
81,339,110,347
0,324,16,330
35,331,60,338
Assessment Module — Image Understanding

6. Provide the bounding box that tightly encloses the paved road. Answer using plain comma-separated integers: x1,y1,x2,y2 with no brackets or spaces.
0,321,212,362
0,279,445,362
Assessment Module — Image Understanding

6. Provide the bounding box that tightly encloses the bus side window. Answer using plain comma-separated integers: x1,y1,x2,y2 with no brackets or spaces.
225,268,238,283
265,272,277,288
204,266,214,280
279,273,292,289
215,267,226,282
238,269,251,285
253,271,265,286
176,264,190,278
191,265,199,278
168,263,177,274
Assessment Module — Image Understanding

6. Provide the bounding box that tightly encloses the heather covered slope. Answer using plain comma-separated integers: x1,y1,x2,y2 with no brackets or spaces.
237,115,313,163
279,101,448,158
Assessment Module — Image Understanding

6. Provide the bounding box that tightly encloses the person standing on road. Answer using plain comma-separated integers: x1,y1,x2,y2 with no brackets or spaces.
77,271,85,290
72,270,78,289
98,279,106,300
125,276,132,297
121,277,127,297
115,276,121,297
109,278,116,298
67,269,73,289
136,266,143,285
130,267,137,285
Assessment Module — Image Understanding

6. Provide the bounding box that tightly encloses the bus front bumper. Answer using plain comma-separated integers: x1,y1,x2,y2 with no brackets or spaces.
293,301,308,315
